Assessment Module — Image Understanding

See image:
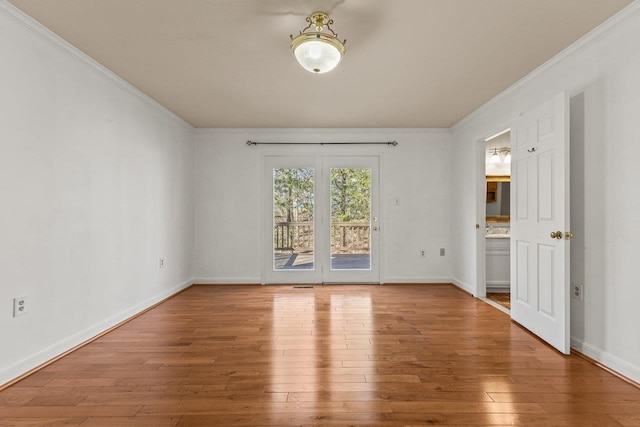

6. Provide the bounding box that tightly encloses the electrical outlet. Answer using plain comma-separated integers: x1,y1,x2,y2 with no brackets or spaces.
159,258,165,269
572,283,583,301
13,297,27,317
419,249,425,258
440,248,445,256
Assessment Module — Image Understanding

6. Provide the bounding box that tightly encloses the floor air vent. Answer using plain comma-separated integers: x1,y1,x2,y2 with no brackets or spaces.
293,285,314,289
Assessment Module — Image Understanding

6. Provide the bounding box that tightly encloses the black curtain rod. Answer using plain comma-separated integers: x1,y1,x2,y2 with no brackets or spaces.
247,140,398,147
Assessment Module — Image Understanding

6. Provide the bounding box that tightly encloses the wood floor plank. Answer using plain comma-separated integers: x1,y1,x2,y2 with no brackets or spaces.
384,412,625,426
488,391,640,403
0,405,142,418
1,284,638,426
78,416,181,426
611,413,640,427
0,418,85,427
389,401,547,414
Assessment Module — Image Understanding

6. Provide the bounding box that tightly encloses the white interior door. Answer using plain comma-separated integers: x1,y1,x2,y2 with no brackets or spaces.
264,155,380,284
510,92,571,354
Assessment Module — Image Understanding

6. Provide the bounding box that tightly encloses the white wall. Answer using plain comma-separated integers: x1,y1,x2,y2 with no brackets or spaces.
0,3,194,385
451,3,640,382
193,129,452,284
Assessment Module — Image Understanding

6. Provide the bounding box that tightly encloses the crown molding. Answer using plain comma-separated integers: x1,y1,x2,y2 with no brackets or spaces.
0,0,193,131
451,1,640,133
192,128,452,136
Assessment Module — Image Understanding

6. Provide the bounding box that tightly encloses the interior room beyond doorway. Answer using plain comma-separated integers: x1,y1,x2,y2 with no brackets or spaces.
485,130,511,311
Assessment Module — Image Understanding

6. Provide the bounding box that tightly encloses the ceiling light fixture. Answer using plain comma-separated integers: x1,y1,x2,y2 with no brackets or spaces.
290,11,346,74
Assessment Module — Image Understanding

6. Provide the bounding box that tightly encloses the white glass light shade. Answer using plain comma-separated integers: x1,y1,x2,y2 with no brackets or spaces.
503,152,511,163
489,152,501,164
291,33,345,74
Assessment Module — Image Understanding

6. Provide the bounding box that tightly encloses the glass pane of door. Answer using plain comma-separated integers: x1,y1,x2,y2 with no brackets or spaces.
330,168,371,270
273,168,315,270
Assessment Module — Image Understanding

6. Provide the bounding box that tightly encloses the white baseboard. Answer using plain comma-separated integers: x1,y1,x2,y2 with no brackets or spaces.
191,277,262,285
487,288,510,293
193,278,458,286
571,337,640,384
193,278,456,286
451,277,475,295
487,282,510,293
382,276,452,284
0,279,193,388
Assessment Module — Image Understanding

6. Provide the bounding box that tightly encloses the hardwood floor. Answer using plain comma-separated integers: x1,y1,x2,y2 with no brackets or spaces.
486,292,511,310
1,284,639,426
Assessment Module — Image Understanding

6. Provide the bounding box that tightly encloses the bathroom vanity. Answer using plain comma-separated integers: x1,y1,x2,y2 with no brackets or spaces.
486,226,510,292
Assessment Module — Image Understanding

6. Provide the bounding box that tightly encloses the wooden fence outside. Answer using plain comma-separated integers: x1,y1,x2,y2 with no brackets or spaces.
274,221,370,253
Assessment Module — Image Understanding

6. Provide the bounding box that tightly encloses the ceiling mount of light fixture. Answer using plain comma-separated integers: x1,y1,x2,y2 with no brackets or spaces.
290,11,346,74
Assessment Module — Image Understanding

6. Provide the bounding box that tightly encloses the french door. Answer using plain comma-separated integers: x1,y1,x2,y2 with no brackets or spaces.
264,155,380,284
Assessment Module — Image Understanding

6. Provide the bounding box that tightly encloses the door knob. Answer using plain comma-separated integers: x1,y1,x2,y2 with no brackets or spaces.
565,231,574,240
373,226,379,231
550,231,563,239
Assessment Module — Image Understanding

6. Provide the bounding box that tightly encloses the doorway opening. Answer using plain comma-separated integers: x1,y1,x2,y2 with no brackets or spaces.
484,130,511,312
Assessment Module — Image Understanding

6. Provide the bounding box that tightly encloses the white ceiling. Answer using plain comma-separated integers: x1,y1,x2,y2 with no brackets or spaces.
9,0,632,128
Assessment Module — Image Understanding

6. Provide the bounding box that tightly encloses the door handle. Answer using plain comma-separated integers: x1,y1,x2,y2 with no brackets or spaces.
565,232,574,240
550,231,563,239
373,226,379,231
